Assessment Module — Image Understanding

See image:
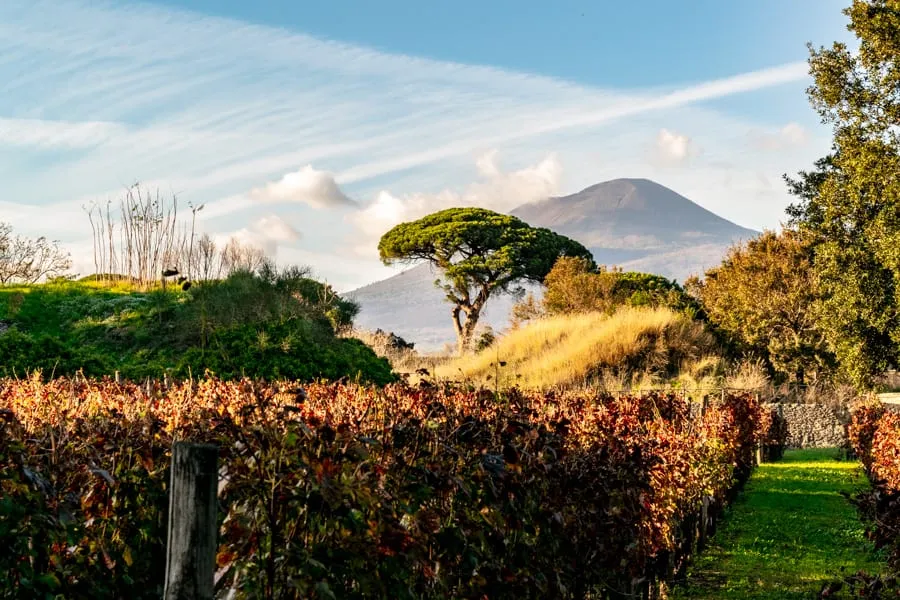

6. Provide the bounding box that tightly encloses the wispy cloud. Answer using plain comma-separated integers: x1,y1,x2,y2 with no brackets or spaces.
0,117,126,148
0,0,824,289
749,122,810,150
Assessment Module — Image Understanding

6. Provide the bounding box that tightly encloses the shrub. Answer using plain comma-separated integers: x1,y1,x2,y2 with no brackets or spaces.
0,378,769,599
848,404,900,571
849,401,886,474
0,271,392,385
538,257,700,318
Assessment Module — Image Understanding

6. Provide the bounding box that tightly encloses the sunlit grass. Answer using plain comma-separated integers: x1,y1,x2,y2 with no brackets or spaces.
435,306,717,389
674,448,884,599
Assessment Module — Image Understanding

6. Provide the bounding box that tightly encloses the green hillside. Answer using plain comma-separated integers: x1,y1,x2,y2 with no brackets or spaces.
0,271,394,384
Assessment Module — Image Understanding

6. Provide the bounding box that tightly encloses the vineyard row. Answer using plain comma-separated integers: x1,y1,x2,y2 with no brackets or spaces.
0,377,785,599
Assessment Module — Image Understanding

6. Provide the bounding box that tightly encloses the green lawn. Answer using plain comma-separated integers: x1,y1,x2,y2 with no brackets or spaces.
674,448,884,599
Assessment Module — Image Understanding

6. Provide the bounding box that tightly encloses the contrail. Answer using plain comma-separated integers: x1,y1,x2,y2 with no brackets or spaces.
338,61,810,185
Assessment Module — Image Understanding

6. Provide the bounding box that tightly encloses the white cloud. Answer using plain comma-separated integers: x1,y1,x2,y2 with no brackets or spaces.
253,215,301,242
215,215,300,257
250,165,355,209
750,122,810,150
654,128,699,164
347,152,561,256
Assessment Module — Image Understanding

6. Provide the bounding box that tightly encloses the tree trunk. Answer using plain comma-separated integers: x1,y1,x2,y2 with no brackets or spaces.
452,303,484,356
461,307,482,354
452,305,466,355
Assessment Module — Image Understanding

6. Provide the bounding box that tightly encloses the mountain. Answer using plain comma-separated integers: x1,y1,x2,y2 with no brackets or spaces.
347,178,758,350
511,177,756,261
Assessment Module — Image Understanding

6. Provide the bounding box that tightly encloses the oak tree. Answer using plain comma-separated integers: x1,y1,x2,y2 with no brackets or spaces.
786,0,900,385
690,230,835,383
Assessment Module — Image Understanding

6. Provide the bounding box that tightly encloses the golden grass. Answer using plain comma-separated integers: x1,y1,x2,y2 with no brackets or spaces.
436,306,719,390
345,328,452,376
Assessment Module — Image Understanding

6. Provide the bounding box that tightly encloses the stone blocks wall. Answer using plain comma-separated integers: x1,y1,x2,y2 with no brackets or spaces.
765,402,849,449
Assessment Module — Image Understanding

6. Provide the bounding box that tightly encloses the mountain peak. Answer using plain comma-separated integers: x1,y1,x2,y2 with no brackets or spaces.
578,177,655,194
511,178,756,246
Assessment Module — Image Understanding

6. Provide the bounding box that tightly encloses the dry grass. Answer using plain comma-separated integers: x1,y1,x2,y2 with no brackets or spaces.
725,358,770,391
346,328,451,377
435,306,719,390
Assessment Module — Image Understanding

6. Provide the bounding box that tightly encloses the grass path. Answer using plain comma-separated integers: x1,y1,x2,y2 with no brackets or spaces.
673,448,884,599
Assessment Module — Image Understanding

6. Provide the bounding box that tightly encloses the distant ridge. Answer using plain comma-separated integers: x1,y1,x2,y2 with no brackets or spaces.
348,178,758,350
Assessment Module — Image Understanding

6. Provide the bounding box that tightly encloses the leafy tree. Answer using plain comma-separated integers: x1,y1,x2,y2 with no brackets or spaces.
785,0,900,386
0,222,71,284
690,230,835,383
542,257,620,315
378,208,593,353
529,256,698,321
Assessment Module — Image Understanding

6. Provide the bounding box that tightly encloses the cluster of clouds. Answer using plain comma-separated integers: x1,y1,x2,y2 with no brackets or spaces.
0,0,829,289
207,151,563,260
231,115,813,261
347,151,562,256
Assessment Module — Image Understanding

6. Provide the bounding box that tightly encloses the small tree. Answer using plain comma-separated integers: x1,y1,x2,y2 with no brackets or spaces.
542,257,621,315
690,230,834,383
378,207,593,354
0,223,71,284
533,256,698,318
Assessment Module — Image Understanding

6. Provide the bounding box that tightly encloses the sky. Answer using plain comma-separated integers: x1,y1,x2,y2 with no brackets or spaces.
0,0,854,290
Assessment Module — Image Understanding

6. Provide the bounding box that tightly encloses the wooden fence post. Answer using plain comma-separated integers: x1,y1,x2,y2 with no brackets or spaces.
698,496,710,551
164,442,219,600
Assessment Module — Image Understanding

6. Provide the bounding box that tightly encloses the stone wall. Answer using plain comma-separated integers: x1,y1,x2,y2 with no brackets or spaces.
765,402,850,448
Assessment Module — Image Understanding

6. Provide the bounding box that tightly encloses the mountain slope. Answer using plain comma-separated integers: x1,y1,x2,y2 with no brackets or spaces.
511,178,756,251
348,178,758,350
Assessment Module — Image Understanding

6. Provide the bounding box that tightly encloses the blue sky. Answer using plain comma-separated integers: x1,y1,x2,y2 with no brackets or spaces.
0,0,852,289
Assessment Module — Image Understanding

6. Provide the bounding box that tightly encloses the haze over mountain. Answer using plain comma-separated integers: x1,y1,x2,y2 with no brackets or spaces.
348,178,759,350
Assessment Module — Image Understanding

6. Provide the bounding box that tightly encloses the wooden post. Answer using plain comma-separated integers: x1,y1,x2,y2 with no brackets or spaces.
164,442,219,600
698,496,709,550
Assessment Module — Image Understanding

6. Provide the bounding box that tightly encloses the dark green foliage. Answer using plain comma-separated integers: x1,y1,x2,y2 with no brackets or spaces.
614,271,698,312
785,0,900,387
378,207,593,353
0,270,393,384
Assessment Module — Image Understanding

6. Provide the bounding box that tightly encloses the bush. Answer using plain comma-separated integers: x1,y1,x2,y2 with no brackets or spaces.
538,257,700,318
848,401,886,474
0,378,770,599
848,404,900,571
0,271,393,385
